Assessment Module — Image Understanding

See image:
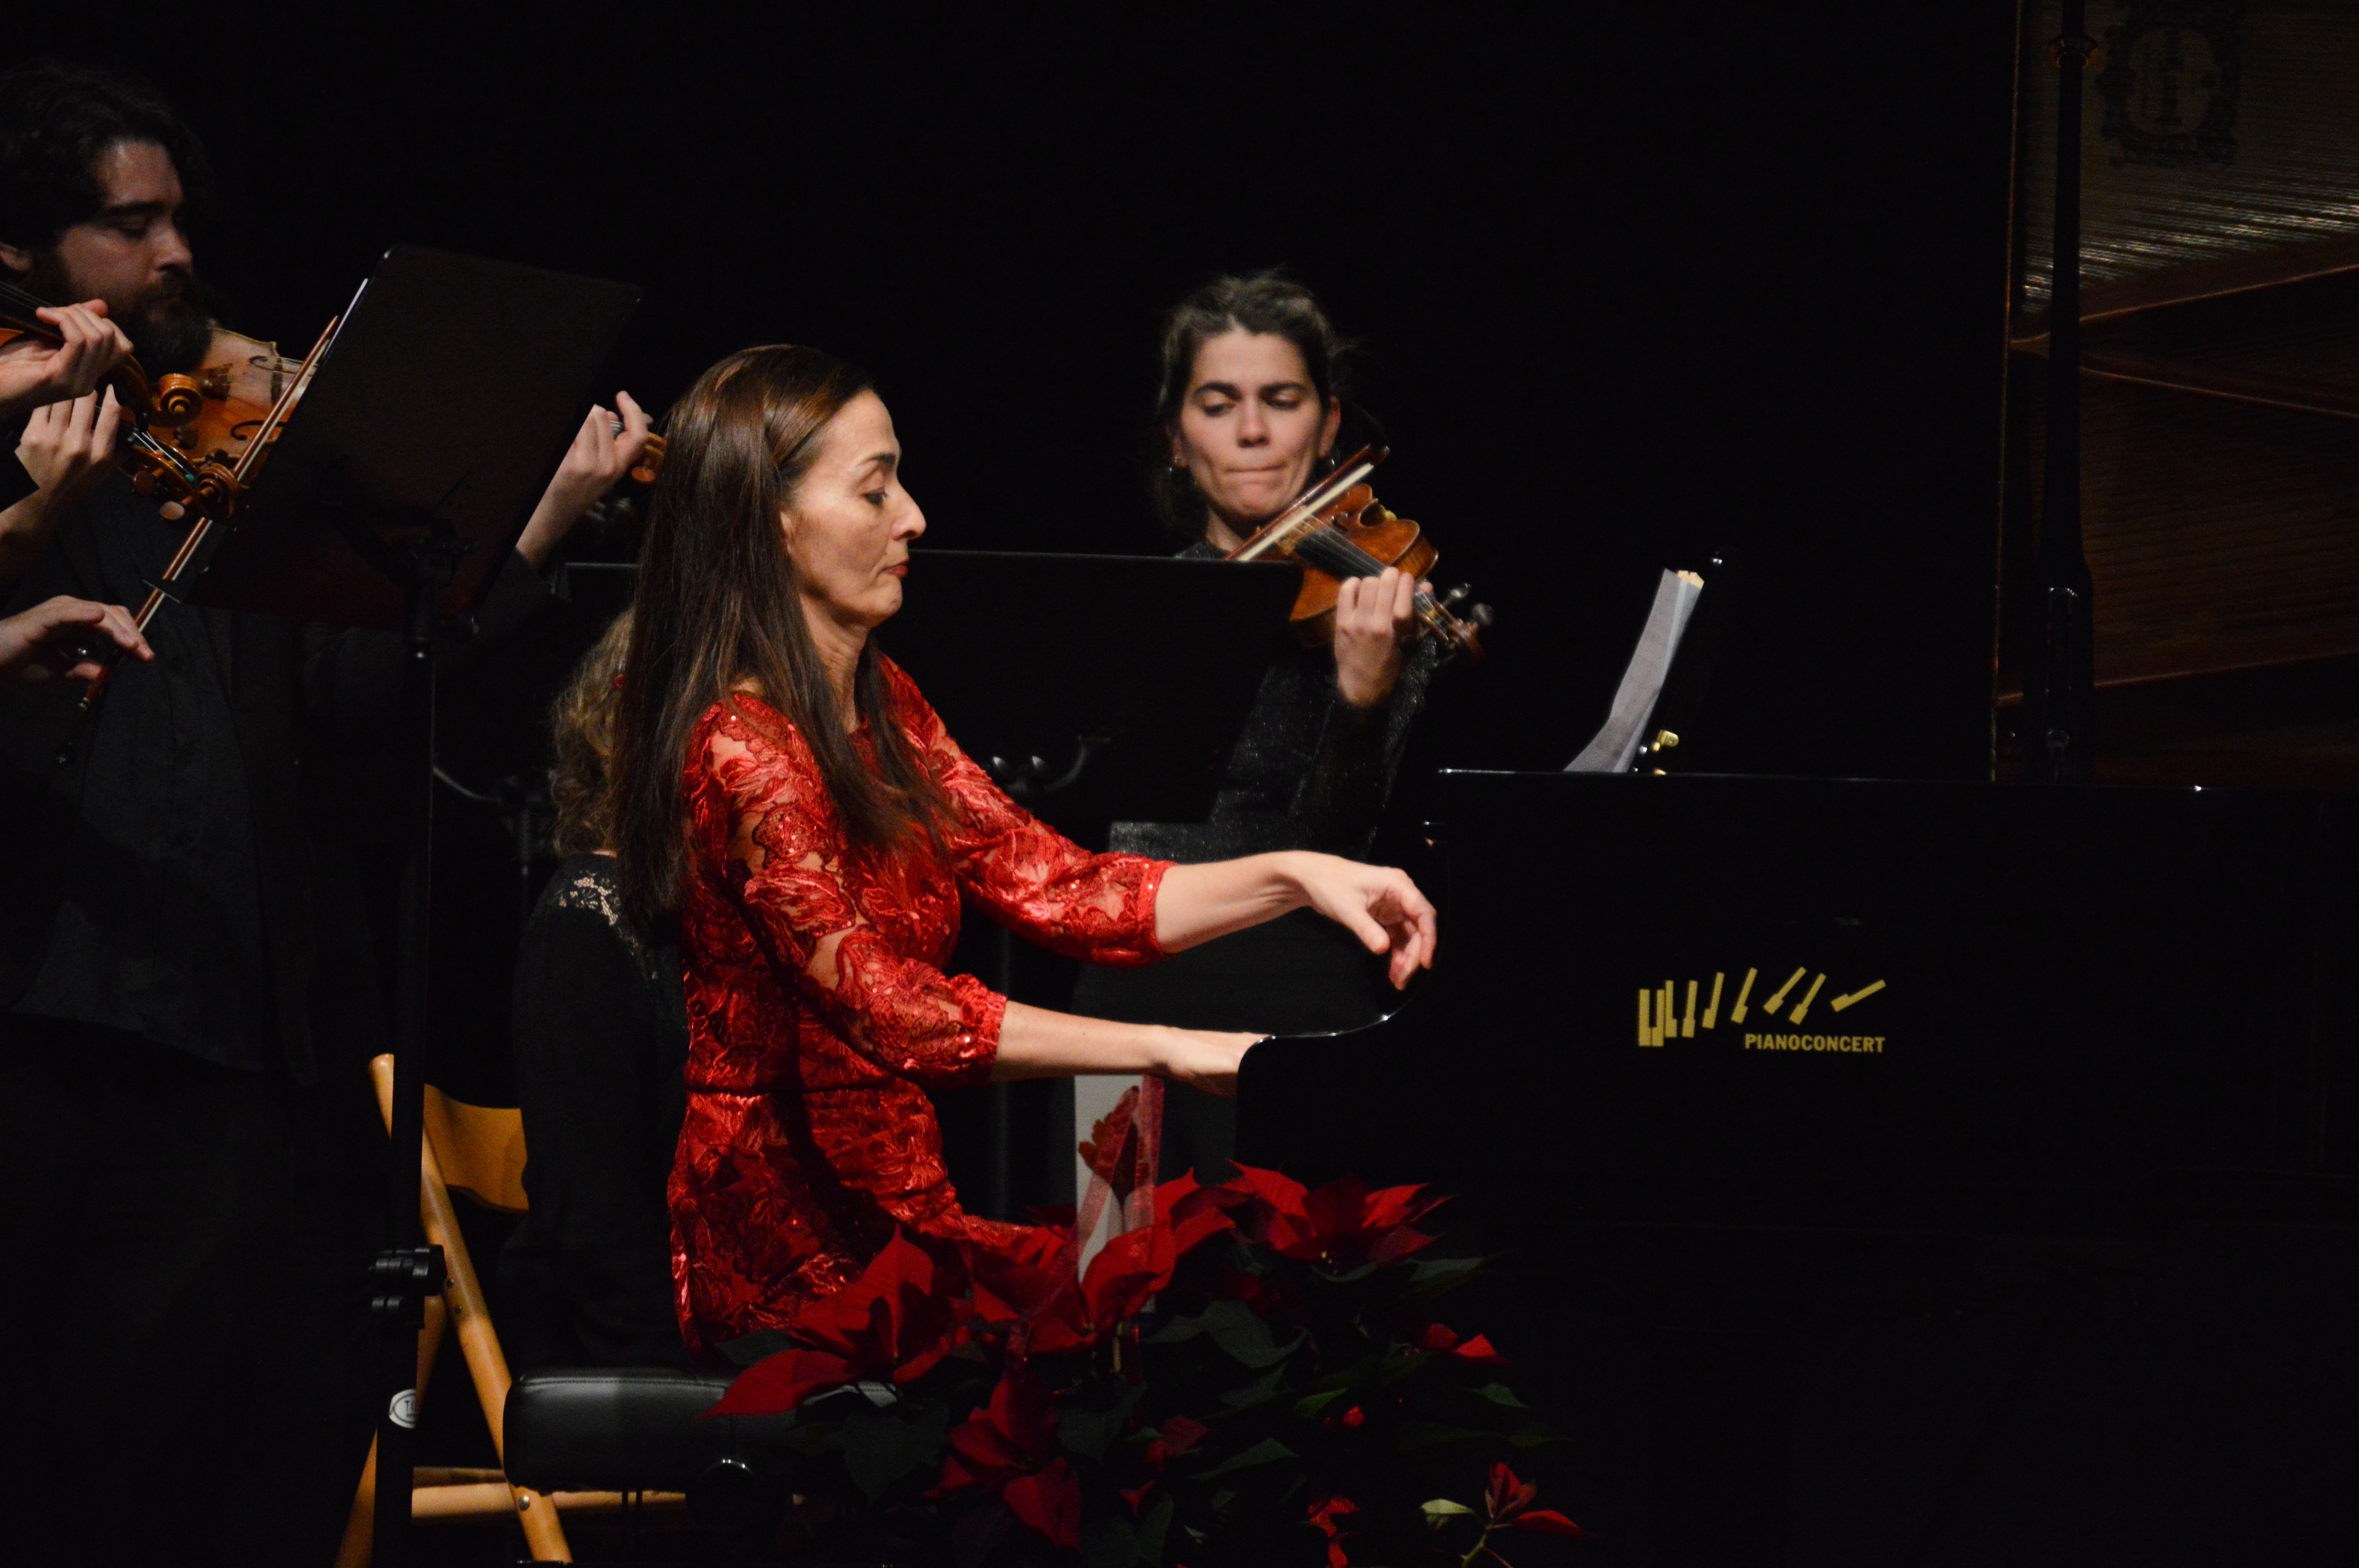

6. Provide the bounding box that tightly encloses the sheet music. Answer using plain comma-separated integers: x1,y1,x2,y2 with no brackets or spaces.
1567,568,1705,773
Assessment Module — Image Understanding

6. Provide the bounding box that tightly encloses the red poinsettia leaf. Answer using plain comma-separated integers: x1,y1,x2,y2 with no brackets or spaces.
1422,1323,1461,1352
963,1243,1083,1334
1367,1224,1442,1265
1169,1200,1236,1255
1308,1495,1359,1532
789,1285,888,1363
1484,1461,1539,1521
1159,1415,1209,1453
1223,1163,1310,1220
1513,1509,1588,1537
786,1231,942,1368
1453,1333,1512,1368
985,1366,1059,1449
705,1348,855,1417
893,1336,953,1386
1154,1170,1202,1218
1004,1459,1081,1549
946,1421,1020,1473
1080,1219,1177,1329
1023,1313,1097,1356
1361,1180,1437,1229
1303,1173,1373,1230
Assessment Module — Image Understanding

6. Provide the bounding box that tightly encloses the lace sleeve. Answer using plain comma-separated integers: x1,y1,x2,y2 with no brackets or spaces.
891,665,1170,968
704,702,1000,1086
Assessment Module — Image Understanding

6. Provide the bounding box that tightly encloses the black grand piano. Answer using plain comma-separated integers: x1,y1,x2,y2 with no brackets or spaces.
1221,13,2359,1559
1239,773,2359,1565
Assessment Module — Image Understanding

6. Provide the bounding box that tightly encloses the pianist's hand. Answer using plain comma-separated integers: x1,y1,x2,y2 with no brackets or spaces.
1152,1029,1266,1097
1291,852,1438,990
0,595,152,684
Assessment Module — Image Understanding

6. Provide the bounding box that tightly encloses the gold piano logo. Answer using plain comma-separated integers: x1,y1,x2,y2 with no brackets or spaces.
1637,968,1888,1052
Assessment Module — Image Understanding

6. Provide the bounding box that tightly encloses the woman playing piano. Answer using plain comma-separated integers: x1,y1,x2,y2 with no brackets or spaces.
608,344,1436,1346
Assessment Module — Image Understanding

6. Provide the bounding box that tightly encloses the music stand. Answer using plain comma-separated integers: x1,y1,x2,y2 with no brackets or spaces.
876,550,1301,1213
190,245,640,1568
878,550,1298,827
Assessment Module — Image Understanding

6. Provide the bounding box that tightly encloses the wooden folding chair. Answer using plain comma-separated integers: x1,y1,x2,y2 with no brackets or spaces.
334,1055,685,1565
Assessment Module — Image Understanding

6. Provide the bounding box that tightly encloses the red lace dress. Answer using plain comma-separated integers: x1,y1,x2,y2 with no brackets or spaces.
669,661,1171,1353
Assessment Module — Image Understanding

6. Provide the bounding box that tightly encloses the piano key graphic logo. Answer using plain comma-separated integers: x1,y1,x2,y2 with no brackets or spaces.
1638,969,1887,1049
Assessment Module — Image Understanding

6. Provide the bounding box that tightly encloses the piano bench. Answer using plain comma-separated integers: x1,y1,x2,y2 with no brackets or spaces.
504,1367,794,1535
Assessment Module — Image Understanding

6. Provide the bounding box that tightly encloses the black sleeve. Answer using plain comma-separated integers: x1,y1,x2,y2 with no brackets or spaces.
1294,639,1442,857
508,899,690,1368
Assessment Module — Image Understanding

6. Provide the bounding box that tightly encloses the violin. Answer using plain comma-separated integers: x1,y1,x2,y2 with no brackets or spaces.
1224,446,1491,662
0,279,331,531
0,279,335,719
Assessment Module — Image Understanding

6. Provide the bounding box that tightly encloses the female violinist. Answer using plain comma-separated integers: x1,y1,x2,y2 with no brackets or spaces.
1074,271,1445,1178
609,344,1437,1347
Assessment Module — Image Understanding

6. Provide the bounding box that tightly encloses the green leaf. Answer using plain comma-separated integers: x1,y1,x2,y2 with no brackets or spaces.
1058,1383,1146,1463
1136,1495,1174,1564
840,1399,950,1501
1217,1364,1293,1412
1421,1498,1476,1519
1292,1386,1354,1420
1149,1299,1303,1368
1401,1254,1486,1303
1474,1383,1527,1409
1081,1511,1137,1568
1395,1420,1489,1451
1195,1437,1299,1479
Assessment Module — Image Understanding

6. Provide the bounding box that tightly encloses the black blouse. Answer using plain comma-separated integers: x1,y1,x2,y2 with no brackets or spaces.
499,855,692,1371
1108,540,1439,864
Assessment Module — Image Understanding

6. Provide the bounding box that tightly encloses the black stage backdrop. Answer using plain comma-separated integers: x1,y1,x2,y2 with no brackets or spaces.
24,1,2018,783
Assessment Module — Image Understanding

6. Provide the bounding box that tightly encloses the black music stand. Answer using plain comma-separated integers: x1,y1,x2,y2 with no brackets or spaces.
189,245,640,1568
876,550,1300,1212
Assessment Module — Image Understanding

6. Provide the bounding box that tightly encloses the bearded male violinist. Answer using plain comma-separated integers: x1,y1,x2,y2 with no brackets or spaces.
0,61,649,1565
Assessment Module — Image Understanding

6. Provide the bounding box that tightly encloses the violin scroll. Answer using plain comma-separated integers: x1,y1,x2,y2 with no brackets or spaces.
152,372,203,424
628,431,667,487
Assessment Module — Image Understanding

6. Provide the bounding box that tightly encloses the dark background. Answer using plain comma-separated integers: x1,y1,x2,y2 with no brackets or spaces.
28,0,2020,786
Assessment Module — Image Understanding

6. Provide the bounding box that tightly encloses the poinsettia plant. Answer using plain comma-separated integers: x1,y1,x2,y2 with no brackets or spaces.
707,1096,1582,1566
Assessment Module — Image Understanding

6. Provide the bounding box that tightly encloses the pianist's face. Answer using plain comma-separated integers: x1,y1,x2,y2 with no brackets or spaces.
781,390,927,639
1172,330,1343,542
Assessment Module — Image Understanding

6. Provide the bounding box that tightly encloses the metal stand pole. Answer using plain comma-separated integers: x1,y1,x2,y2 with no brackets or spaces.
368,527,468,1567
2026,0,2099,784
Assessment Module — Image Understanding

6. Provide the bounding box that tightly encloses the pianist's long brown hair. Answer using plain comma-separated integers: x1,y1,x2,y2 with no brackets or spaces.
613,345,949,930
